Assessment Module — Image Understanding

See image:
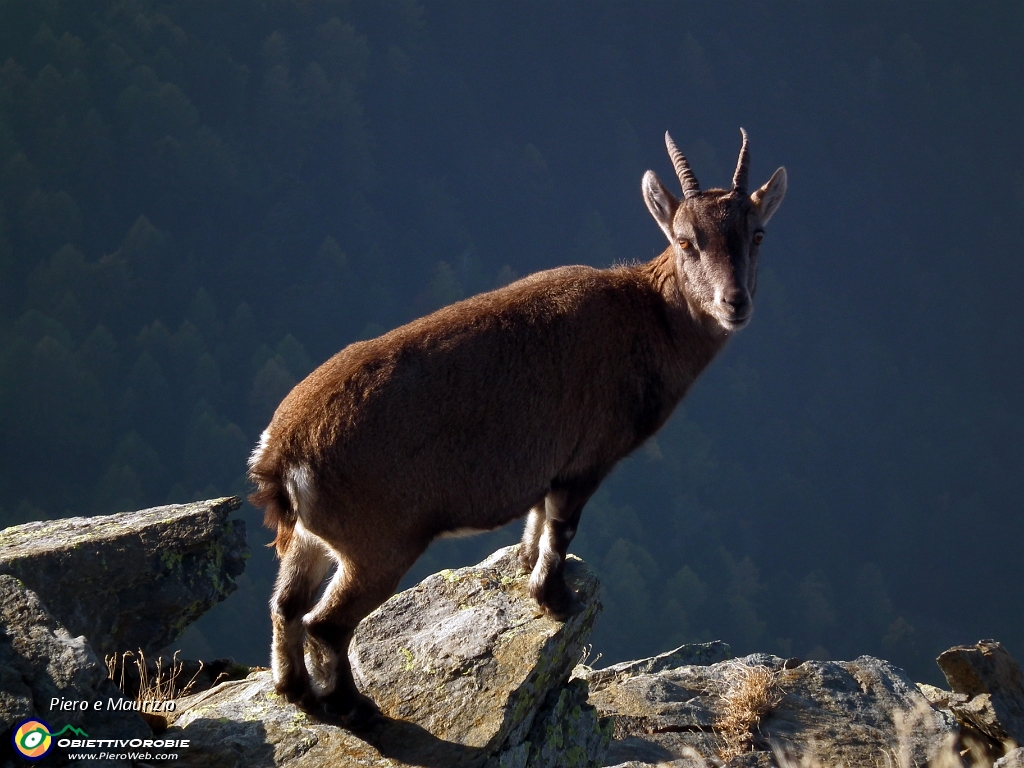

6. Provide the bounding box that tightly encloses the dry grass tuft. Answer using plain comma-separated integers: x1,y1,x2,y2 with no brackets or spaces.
105,649,206,704
578,643,602,669
714,662,785,760
893,700,966,768
609,676,988,768
771,747,830,768
767,698,970,768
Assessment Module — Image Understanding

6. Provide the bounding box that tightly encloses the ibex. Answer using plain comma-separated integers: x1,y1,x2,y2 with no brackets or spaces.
249,129,786,727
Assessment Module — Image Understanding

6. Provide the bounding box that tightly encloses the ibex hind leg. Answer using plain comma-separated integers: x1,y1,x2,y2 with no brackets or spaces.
518,504,546,571
269,525,333,706
302,542,426,730
528,482,598,620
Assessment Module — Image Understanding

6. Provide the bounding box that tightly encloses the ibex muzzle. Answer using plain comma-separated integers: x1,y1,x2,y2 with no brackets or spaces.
248,129,786,727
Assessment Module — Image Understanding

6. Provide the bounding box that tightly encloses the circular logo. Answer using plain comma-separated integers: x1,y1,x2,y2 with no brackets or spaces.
12,718,53,760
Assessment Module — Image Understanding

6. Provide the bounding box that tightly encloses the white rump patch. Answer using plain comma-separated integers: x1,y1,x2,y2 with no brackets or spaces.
291,519,317,548
285,463,316,519
248,429,271,470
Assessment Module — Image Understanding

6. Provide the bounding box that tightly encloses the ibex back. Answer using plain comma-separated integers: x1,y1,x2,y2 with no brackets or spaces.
249,129,787,727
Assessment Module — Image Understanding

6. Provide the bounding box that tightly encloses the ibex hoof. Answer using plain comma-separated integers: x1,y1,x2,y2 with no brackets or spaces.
541,592,585,622
519,548,540,572
318,691,383,732
274,675,312,706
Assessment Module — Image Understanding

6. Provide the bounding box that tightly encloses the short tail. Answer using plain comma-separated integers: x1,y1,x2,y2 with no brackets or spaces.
248,455,296,557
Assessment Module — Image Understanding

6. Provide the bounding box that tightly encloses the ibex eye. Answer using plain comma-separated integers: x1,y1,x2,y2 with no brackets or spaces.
678,239,692,249
752,231,764,244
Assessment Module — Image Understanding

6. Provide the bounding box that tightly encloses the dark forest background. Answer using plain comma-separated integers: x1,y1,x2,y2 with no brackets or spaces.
0,0,1021,686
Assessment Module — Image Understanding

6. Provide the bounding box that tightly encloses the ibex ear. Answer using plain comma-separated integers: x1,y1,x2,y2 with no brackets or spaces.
642,170,679,242
751,166,787,225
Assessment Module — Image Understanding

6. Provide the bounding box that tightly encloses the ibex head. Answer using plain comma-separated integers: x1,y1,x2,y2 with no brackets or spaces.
642,129,787,331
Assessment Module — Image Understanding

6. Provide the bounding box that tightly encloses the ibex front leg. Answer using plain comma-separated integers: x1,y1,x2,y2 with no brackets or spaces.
528,481,597,619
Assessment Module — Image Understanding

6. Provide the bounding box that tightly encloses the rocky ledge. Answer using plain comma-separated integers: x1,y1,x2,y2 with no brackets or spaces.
0,573,152,768
582,650,959,767
3,499,1024,768
164,545,607,768
0,497,248,658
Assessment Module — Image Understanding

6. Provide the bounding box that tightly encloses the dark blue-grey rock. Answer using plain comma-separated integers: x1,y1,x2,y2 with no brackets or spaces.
0,575,151,768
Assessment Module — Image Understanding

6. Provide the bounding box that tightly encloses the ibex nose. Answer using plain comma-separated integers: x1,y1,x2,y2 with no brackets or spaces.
720,290,751,319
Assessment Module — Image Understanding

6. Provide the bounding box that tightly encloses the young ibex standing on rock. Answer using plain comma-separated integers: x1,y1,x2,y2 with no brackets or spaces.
249,129,787,727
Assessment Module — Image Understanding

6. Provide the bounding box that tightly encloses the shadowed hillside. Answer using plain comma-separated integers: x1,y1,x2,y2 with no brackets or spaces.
0,0,1022,686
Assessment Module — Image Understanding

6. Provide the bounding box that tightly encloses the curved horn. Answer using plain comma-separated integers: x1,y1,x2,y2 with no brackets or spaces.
665,131,700,199
732,128,750,193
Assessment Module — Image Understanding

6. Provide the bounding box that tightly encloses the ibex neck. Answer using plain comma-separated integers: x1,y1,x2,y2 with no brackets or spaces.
640,247,730,345
627,248,729,399
638,247,676,297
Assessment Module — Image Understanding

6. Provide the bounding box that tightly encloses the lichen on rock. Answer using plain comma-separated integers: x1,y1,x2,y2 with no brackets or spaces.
166,545,607,768
0,497,248,657
490,679,611,768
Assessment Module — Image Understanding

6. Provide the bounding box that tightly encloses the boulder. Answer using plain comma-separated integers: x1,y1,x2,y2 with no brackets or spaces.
0,497,248,657
492,679,611,768
762,656,958,766
587,651,959,767
0,575,151,767
937,640,1024,748
165,546,608,768
576,641,732,692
